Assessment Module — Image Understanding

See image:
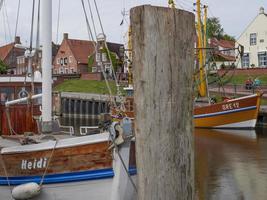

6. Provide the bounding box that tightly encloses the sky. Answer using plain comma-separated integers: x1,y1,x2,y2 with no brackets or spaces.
0,0,266,46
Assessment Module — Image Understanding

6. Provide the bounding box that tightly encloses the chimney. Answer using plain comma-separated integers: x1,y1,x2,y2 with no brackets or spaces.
259,7,265,14
14,36,21,44
63,33,69,40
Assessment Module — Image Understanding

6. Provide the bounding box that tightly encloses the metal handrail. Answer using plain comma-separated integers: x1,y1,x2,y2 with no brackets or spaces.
80,126,99,135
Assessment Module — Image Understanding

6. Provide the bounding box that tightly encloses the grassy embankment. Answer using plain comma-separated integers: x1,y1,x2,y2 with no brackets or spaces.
56,76,267,104
54,79,120,95
209,74,267,85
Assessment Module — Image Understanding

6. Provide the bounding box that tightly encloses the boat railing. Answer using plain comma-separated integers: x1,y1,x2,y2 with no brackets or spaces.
80,126,99,136
54,118,74,135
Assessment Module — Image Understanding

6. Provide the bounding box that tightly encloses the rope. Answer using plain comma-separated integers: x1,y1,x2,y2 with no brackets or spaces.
5,107,18,135
93,0,104,36
3,0,12,42
39,138,58,186
87,0,97,38
0,0,4,12
56,0,61,44
29,0,35,52
81,0,95,42
94,0,120,90
108,128,137,193
92,0,125,110
14,0,20,38
80,0,119,109
0,151,12,194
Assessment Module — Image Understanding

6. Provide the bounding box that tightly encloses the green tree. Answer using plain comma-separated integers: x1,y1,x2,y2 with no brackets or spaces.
102,48,119,73
222,34,235,42
206,17,235,41
88,55,94,72
0,59,7,74
207,17,224,39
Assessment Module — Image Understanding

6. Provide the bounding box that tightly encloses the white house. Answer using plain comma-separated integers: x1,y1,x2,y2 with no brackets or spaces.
236,7,267,68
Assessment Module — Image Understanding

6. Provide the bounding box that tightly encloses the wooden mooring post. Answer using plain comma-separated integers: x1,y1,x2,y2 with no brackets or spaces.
131,5,195,200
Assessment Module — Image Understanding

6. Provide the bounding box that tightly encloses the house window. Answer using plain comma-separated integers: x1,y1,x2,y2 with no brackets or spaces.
69,56,72,63
258,52,267,67
242,53,250,68
65,68,69,74
102,53,107,62
105,64,111,74
70,68,74,73
250,33,257,46
60,58,64,66
64,57,68,65
96,53,100,62
92,67,97,72
57,58,60,64
60,67,64,74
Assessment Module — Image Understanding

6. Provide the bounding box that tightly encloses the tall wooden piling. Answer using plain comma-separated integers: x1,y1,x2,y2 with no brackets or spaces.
131,5,195,200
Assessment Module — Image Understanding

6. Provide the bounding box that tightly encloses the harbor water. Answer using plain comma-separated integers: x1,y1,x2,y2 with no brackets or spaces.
195,128,267,200
60,117,267,199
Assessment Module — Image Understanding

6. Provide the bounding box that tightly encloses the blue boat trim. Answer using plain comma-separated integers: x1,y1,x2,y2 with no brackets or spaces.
0,167,137,186
194,106,257,119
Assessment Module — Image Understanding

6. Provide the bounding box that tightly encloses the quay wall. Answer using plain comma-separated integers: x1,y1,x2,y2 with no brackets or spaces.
218,68,267,76
56,92,110,118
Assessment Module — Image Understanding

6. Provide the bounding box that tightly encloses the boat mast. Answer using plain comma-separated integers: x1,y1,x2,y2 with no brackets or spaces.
203,5,207,65
127,26,133,88
41,0,52,132
196,0,207,97
203,5,211,103
0,0,3,12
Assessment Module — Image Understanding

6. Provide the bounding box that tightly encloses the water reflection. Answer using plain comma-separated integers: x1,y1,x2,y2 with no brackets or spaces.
195,128,267,200
59,116,267,199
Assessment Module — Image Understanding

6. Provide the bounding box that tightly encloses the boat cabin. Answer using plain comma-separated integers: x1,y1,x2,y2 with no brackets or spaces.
0,75,42,135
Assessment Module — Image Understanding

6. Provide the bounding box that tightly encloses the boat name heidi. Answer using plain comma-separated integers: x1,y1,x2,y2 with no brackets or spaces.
222,102,239,111
21,158,48,170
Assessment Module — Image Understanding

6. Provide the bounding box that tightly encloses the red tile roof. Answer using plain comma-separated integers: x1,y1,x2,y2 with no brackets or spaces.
66,39,96,64
216,53,236,61
209,38,235,49
0,43,14,61
209,38,236,62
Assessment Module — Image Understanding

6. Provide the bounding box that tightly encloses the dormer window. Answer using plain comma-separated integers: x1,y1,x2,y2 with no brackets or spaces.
250,33,257,46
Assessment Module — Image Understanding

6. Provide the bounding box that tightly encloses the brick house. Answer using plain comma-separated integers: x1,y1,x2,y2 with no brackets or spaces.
53,33,95,74
16,43,59,75
208,38,236,69
0,36,24,74
0,36,59,75
53,33,123,76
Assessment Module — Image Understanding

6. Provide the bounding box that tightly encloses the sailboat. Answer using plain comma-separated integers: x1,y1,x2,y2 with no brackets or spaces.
0,1,136,200
117,0,262,129
193,0,262,129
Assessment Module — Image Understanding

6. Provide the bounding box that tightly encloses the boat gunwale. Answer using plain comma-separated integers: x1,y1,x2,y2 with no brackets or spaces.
1,132,110,154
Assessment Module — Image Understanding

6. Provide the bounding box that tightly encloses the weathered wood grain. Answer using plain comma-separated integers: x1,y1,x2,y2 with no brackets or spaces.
0,104,41,135
131,5,195,200
0,142,112,176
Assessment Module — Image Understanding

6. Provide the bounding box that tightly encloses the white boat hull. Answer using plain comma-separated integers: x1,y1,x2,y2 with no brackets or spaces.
0,176,136,200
